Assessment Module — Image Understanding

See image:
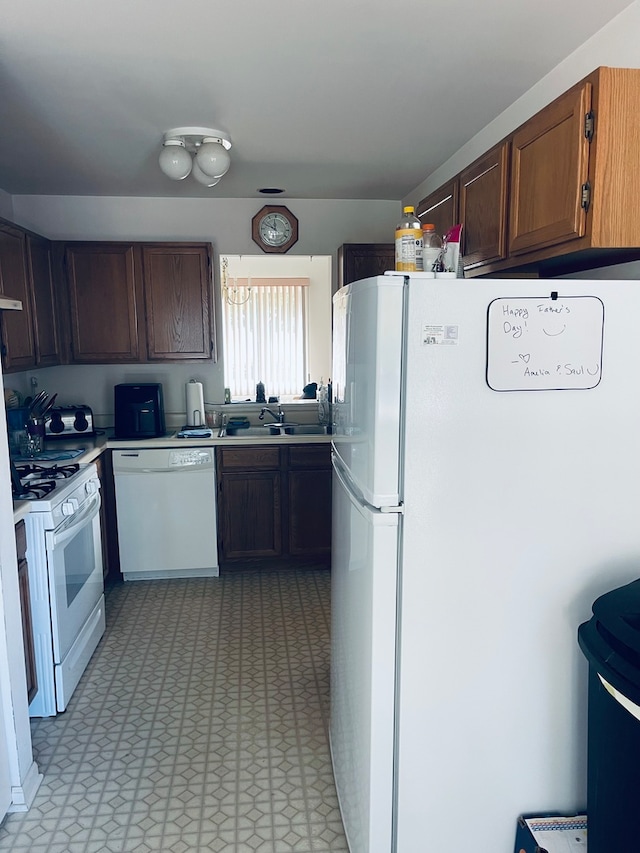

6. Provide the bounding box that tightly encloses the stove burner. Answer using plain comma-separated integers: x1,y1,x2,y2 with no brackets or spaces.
13,480,57,500
15,462,80,480
11,460,83,501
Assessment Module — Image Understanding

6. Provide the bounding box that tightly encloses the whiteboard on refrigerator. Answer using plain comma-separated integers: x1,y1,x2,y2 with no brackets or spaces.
486,294,604,391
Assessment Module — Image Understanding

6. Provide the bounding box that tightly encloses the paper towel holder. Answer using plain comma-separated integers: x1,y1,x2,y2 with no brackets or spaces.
185,379,205,428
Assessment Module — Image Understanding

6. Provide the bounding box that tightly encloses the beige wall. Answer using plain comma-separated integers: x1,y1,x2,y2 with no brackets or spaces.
11,196,398,255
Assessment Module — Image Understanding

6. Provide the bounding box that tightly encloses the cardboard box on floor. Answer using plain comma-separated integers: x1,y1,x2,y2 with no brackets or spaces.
514,813,587,853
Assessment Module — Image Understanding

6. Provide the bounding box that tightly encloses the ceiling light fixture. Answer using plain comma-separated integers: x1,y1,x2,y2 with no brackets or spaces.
159,127,232,186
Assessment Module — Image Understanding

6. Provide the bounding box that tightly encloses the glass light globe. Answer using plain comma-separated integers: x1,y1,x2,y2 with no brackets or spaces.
192,160,221,187
195,140,231,179
159,142,192,180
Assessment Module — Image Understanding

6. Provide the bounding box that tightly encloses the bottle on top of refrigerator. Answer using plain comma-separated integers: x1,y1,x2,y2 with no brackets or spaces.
421,223,443,273
395,206,422,272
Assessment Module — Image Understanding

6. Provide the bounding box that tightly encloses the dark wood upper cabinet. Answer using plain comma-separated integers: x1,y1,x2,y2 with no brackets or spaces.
417,180,459,239
63,241,214,364
0,222,35,370
416,67,640,277
27,234,60,367
141,244,213,360
337,243,395,288
459,142,510,270
65,243,140,362
509,81,591,256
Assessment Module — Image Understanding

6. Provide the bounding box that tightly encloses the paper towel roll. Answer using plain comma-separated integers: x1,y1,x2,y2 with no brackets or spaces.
185,380,205,427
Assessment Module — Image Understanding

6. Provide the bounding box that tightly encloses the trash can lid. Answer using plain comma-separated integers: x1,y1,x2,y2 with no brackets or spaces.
578,578,640,702
591,578,640,654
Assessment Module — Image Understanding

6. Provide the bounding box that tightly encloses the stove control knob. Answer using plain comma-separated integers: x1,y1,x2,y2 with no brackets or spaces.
85,480,98,496
61,498,79,516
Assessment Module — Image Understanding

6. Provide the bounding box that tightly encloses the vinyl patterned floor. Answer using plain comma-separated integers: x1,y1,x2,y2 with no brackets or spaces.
0,568,348,852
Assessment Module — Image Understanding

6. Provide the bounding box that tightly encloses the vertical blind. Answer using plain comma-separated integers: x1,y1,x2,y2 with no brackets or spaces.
222,277,309,399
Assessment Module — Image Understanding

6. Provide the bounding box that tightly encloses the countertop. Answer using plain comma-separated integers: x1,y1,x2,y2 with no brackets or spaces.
12,428,331,523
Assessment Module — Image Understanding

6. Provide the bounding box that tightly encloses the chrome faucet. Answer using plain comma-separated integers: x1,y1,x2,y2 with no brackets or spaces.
217,412,228,438
259,405,284,424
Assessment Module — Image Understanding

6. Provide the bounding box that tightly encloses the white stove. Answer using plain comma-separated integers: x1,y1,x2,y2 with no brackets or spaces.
13,459,106,717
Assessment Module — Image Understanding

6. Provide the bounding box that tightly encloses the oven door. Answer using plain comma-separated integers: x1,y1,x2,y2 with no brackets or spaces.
45,490,104,664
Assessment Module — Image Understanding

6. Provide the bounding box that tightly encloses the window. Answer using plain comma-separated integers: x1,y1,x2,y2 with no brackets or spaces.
222,276,309,399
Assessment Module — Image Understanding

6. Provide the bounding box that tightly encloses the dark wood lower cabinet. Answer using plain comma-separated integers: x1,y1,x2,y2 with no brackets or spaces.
287,445,332,559
96,452,121,581
15,521,38,704
216,443,331,565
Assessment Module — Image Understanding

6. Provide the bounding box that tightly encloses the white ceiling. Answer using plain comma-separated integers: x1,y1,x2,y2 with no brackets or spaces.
0,0,634,201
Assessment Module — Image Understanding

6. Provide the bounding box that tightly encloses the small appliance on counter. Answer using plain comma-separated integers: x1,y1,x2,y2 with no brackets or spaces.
114,383,166,439
45,405,95,438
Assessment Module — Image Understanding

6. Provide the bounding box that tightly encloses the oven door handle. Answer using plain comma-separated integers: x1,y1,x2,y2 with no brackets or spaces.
45,492,102,549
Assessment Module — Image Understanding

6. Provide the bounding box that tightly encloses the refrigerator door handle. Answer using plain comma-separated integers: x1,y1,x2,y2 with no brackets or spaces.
332,452,403,514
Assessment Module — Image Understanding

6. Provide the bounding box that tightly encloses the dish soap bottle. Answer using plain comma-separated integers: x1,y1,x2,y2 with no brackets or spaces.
256,381,266,403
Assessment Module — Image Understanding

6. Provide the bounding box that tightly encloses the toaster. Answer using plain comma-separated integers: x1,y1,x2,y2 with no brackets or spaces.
45,405,96,438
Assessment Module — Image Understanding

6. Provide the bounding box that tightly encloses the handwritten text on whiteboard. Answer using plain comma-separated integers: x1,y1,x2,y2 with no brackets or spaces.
486,295,604,391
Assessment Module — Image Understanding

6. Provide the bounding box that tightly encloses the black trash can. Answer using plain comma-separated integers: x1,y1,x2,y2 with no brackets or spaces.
578,578,640,853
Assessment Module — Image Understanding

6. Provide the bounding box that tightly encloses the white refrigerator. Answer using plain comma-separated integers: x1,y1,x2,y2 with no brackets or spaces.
330,274,640,853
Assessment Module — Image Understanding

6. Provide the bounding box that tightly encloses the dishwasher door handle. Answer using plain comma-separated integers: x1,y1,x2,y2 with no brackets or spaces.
115,466,214,474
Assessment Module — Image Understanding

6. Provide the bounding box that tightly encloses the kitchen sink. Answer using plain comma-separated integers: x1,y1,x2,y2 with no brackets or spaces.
220,424,330,438
280,424,330,435
222,426,276,437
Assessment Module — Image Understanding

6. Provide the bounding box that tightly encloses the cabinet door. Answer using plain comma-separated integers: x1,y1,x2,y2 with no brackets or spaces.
287,467,331,557
0,223,35,370
509,81,592,256
141,245,214,360
65,244,140,362
217,446,282,560
95,453,120,581
338,244,395,288
15,522,38,705
460,142,510,270
417,179,459,238
286,445,332,559
27,234,60,367
219,471,282,558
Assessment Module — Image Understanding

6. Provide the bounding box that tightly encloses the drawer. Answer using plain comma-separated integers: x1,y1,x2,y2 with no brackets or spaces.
288,444,331,469
218,446,281,471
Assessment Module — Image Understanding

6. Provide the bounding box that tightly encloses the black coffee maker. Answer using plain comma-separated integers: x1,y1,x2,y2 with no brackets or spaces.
114,383,166,439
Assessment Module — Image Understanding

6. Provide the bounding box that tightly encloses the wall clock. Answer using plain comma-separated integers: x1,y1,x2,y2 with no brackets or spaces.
251,205,299,253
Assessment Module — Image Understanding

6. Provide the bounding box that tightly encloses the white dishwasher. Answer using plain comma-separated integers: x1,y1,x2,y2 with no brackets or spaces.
113,447,219,580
